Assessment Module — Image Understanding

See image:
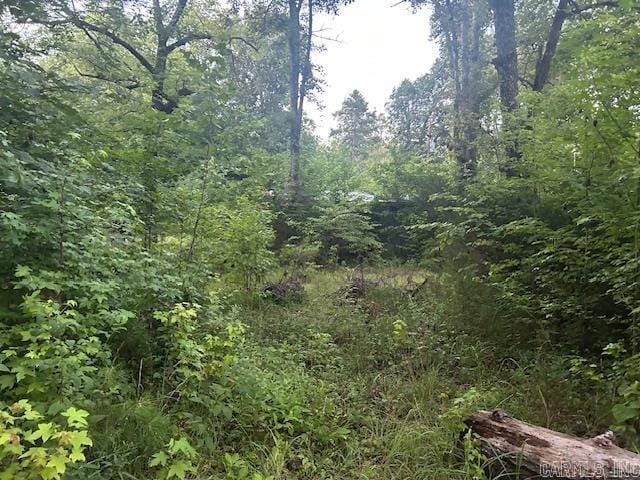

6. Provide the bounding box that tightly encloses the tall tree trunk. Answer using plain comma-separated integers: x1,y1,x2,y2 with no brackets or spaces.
152,52,177,113
287,0,303,197
533,0,568,92
441,0,484,179
490,0,518,111
489,0,520,174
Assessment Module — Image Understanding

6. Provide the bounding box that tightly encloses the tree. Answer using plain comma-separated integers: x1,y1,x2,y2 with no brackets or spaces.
386,73,447,157
489,0,518,112
226,3,291,153
412,0,491,178
437,0,489,179
284,0,353,197
330,90,380,161
10,0,218,113
532,0,620,92
285,0,308,197
488,0,622,174
489,0,520,172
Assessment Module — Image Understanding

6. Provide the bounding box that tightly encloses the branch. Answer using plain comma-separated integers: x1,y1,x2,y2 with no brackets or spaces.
23,18,71,26
153,0,165,35
312,33,343,43
167,0,189,32
78,24,105,54
568,0,618,14
166,32,212,52
518,76,534,89
73,65,141,90
229,36,258,52
27,14,156,74
72,18,155,73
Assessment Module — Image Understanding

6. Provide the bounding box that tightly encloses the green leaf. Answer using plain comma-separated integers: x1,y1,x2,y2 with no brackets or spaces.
46,452,68,475
149,451,169,467
0,374,15,390
68,430,92,451
47,401,67,417
14,264,31,278
61,407,89,428
68,449,86,462
612,403,637,423
35,422,55,443
167,460,195,479
168,437,197,459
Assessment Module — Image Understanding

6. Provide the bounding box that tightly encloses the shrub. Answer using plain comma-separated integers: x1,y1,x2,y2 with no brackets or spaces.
311,203,382,265
0,400,92,480
197,198,275,289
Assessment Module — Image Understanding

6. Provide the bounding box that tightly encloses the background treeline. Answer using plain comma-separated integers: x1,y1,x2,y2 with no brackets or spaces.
1,0,640,478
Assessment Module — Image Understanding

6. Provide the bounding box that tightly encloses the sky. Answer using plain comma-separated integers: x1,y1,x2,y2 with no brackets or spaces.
308,0,438,138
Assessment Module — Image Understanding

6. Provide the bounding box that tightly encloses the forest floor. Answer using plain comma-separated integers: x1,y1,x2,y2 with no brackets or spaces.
230,265,608,479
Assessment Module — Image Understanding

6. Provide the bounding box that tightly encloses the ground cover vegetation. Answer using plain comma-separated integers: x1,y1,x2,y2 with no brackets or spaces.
1,0,640,478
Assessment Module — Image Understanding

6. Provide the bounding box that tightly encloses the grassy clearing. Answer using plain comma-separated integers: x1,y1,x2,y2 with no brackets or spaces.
64,265,609,479
225,265,609,479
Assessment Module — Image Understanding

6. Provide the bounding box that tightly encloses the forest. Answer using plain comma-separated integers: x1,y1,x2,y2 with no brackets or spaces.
1,0,640,478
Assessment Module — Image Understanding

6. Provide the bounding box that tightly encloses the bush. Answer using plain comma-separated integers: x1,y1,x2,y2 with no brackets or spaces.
0,400,92,480
262,278,305,304
197,198,275,289
311,203,382,265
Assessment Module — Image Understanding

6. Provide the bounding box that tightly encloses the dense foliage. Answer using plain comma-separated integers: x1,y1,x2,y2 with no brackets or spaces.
1,0,639,478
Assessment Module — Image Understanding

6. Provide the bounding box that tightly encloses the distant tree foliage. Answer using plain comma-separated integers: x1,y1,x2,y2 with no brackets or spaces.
386,73,446,157
330,90,380,162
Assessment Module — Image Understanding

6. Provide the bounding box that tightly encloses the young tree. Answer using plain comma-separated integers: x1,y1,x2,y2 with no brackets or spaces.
330,90,380,161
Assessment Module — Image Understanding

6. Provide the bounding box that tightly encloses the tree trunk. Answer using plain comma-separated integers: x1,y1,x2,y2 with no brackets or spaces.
533,0,569,92
466,410,640,479
152,52,177,114
490,0,518,111
287,0,303,197
441,0,485,179
489,0,520,174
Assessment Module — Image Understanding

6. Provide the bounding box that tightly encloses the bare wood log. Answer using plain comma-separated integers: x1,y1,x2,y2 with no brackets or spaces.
465,410,640,479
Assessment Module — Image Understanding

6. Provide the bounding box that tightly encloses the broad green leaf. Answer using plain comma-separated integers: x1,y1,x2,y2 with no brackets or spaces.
612,404,637,423
167,460,195,479
61,407,89,428
150,450,169,467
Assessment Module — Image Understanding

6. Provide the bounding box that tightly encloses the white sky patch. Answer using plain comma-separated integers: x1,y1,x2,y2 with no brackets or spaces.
308,0,437,139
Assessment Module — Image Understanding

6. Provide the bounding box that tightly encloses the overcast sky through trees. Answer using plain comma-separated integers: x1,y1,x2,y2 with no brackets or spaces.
309,0,438,138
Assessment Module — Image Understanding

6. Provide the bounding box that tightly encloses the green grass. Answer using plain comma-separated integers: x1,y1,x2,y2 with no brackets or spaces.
71,265,609,480
220,265,610,479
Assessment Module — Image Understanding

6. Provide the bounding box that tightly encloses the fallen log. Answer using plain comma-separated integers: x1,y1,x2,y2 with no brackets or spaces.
465,410,640,479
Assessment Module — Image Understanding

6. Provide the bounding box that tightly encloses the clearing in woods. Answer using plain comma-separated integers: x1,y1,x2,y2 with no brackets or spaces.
236,266,601,479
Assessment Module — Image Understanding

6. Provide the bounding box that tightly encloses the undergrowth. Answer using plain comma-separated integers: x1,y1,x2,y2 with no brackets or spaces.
213,265,612,479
